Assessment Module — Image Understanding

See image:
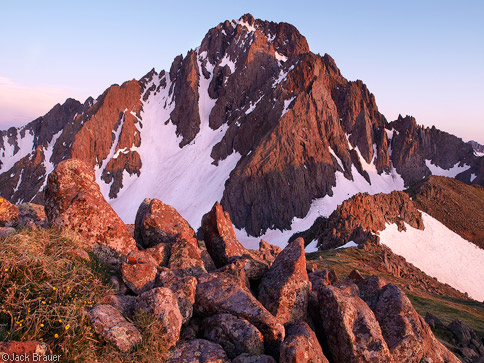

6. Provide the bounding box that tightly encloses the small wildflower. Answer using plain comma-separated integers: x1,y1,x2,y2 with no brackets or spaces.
58,319,62,323
52,287,56,291
48,301,51,304
19,323,22,327
4,268,8,272
42,301,46,305
54,334,59,338
40,323,44,327
65,324,70,330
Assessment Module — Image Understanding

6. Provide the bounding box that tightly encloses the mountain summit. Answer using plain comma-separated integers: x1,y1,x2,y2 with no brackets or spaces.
0,14,482,246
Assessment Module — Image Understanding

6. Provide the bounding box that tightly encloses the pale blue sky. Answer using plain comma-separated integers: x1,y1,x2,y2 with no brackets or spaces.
1,0,483,143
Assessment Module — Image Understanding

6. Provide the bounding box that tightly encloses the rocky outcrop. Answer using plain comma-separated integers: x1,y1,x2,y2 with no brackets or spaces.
447,319,484,362
313,191,423,249
374,284,460,363
167,339,230,363
194,271,285,356
0,196,18,227
136,287,183,349
134,198,197,248
88,304,142,352
201,202,247,268
258,238,309,324
318,284,394,362
407,175,484,249
200,313,264,358
44,159,136,255
168,238,207,276
280,321,329,363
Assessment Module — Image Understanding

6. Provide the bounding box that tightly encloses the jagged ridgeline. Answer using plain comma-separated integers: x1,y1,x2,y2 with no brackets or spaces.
0,13,483,245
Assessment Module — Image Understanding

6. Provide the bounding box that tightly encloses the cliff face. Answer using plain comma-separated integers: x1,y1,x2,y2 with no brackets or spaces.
0,14,482,238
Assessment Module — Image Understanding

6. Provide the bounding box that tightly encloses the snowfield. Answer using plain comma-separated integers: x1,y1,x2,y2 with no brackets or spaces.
380,212,484,302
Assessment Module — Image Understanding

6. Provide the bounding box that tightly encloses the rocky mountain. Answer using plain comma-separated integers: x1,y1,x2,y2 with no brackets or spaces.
468,140,484,154
1,14,482,246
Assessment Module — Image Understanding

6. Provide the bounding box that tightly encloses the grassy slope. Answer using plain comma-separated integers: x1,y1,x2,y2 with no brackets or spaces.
0,228,168,362
307,247,484,348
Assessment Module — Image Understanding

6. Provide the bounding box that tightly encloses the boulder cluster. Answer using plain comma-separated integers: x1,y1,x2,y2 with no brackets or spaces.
0,159,462,362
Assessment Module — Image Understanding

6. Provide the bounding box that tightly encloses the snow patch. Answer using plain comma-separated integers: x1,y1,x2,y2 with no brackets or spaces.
380,212,484,301
471,173,477,182
336,241,358,249
305,239,319,253
219,53,236,74
275,52,288,62
281,97,296,117
425,160,470,178
40,130,63,189
235,19,257,33
0,128,35,172
103,51,241,231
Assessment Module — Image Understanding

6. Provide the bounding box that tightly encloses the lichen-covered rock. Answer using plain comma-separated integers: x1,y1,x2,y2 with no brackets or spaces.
255,240,281,266
144,242,171,267
121,251,158,294
195,271,285,357
258,238,309,324
280,321,329,363
232,353,277,363
88,304,142,352
18,202,47,229
136,287,183,349
201,202,247,268
201,313,264,358
0,227,16,238
134,198,197,248
318,284,394,363
166,339,230,363
228,255,269,281
156,268,197,324
44,159,136,255
168,238,207,276
357,275,388,310
374,284,460,363
0,196,18,227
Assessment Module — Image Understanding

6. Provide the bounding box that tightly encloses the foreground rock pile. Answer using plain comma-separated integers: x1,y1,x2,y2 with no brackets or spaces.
0,159,463,362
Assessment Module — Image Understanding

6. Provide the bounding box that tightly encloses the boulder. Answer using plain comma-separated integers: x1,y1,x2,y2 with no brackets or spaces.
280,321,329,363
347,269,364,283
424,312,444,330
167,339,230,363
201,202,247,268
318,284,394,363
258,238,310,324
232,353,277,363
44,159,136,255
228,255,269,281
156,268,197,324
0,196,18,227
201,313,264,358
88,304,142,352
0,227,16,238
195,271,285,357
374,284,460,363
121,251,158,294
0,341,51,361
168,238,207,277
357,275,388,309
134,198,197,248
17,203,47,229
136,287,183,349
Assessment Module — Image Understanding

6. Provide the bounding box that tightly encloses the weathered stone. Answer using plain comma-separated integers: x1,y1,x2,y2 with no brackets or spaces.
228,255,269,281
88,304,142,352
318,284,394,363
280,321,329,363
109,275,128,295
256,240,281,266
358,275,388,310
134,198,197,248
201,313,264,358
144,242,171,267
44,159,136,255
156,269,197,324
0,227,16,238
0,196,18,227
347,269,364,283
121,251,158,294
232,353,277,363
18,203,47,229
195,271,285,357
258,238,309,324
136,287,183,349
374,284,460,363
168,238,207,277
424,312,444,329
167,339,230,363
201,202,247,268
